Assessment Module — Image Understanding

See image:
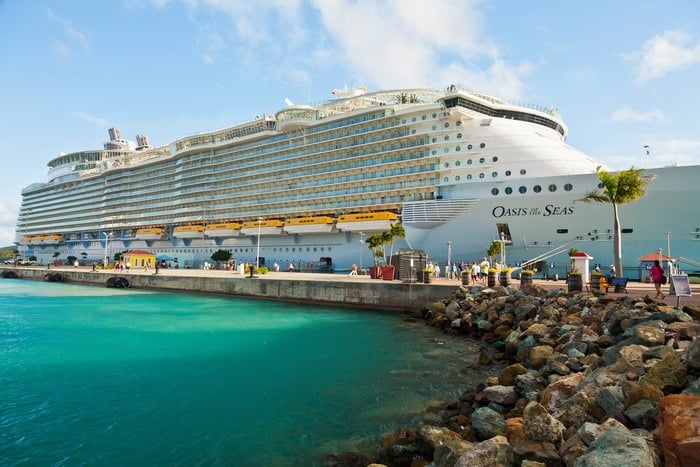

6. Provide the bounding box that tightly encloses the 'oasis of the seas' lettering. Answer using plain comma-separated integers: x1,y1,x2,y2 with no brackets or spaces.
492,204,574,218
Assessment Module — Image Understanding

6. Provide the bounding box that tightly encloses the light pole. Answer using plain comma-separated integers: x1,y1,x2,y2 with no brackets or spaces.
447,241,452,276
500,232,506,267
359,231,364,270
256,217,262,268
102,232,113,267
644,145,650,169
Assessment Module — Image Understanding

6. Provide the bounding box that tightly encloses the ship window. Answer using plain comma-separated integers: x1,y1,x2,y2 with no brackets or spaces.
467,174,473,180
455,160,461,166
432,138,437,143
456,121,462,126
444,135,449,140
411,129,416,134
457,133,462,138
432,125,437,131
505,170,511,176
444,148,449,153
492,156,498,162
492,171,498,177
598,182,604,189
520,169,526,175
422,115,427,120
621,228,633,233
412,117,416,122
479,173,485,179
432,150,437,155
455,175,461,181
456,146,461,151
491,188,499,195
467,159,473,165
548,184,557,192
480,143,486,148
444,162,449,168
479,157,485,163
443,177,449,182
467,144,473,150
444,122,450,128
505,187,513,194
432,113,438,118
557,229,569,234
564,183,573,191
534,185,542,193
519,186,527,193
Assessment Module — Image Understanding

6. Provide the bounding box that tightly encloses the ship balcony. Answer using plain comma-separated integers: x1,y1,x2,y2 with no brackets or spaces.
275,106,316,132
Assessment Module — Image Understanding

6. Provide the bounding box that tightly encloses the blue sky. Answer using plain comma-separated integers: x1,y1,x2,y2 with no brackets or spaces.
1,0,699,246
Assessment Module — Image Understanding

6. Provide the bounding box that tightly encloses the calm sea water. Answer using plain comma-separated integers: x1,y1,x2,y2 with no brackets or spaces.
0,279,488,466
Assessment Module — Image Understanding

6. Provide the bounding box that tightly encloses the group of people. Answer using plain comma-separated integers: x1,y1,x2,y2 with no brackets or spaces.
425,258,497,281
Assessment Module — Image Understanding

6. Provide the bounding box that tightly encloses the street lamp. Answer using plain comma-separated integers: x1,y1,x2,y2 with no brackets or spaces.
256,217,262,268
102,232,113,267
359,231,364,270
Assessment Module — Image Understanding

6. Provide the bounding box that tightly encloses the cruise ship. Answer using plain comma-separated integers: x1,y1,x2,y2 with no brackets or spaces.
15,86,700,278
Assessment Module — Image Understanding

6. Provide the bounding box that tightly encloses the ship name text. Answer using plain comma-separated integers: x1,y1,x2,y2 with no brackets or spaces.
492,204,574,218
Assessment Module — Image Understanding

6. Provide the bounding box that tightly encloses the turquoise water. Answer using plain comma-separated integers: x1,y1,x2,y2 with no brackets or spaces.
0,279,486,466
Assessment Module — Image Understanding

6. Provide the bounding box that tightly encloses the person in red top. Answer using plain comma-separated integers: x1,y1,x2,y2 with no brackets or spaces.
650,259,666,299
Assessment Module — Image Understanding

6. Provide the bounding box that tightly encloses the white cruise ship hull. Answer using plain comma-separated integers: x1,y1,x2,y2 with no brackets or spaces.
15,86,700,277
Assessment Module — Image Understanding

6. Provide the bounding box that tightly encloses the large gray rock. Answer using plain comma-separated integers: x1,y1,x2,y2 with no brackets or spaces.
454,435,514,467
523,401,565,444
471,407,506,441
484,385,519,405
573,427,655,467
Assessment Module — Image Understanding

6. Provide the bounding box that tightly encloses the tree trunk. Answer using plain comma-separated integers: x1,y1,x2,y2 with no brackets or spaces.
613,203,623,276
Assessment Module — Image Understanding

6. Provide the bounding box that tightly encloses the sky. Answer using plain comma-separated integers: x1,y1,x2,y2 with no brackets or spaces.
1,0,699,247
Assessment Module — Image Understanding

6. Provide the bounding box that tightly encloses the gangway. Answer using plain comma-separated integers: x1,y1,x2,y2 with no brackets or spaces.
519,241,577,270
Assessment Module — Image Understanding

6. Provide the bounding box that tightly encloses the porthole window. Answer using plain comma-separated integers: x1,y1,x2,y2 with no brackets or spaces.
432,138,437,143
467,159,473,165
444,162,449,168
456,133,462,138
467,144,473,150
480,143,486,148
491,188,499,195
479,157,485,163
519,186,527,194
597,182,604,189
492,156,498,162
412,117,417,122
411,129,416,134
505,170,511,176
444,135,449,141
443,177,449,182
444,148,449,153
534,185,542,193
455,175,461,181
505,187,513,194
467,174,472,180
444,122,450,128
432,150,437,155
492,171,498,177
564,183,573,191
455,146,461,152
455,160,461,166
520,169,526,175
548,184,557,192
456,121,462,126
422,115,427,120
479,173,485,179
432,113,437,118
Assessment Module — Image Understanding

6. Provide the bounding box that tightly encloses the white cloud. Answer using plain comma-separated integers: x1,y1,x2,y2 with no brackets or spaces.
625,30,700,81
45,7,90,57
0,197,20,247
73,112,110,128
610,107,667,123
311,0,530,97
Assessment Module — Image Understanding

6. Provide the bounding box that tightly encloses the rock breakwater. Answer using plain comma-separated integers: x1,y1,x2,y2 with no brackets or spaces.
329,284,700,466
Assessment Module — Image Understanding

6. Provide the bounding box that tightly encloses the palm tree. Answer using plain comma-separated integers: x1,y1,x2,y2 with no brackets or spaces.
581,166,650,276
386,223,406,260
